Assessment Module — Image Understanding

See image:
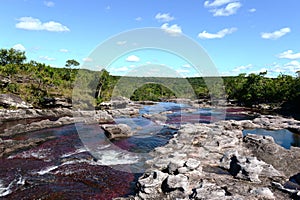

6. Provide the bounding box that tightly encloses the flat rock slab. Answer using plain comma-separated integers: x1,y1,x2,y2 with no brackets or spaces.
101,124,133,139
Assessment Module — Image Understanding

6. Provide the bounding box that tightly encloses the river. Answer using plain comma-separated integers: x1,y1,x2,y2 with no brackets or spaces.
0,102,299,199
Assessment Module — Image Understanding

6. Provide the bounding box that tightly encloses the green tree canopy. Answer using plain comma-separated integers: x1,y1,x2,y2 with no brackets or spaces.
65,59,80,68
0,48,26,66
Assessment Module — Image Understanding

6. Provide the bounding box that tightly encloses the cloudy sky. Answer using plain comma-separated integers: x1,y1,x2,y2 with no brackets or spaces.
1,0,300,77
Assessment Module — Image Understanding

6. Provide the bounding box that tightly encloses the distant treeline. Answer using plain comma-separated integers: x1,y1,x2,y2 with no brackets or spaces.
1,48,300,112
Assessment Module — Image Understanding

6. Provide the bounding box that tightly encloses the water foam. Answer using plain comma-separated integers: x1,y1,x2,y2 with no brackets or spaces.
0,180,12,197
61,148,88,158
8,148,52,161
94,150,139,165
37,166,59,175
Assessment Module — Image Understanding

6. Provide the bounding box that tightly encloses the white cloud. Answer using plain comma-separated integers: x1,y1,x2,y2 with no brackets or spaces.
135,17,142,21
105,6,111,10
198,27,237,39
83,57,93,62
44,1,55,7
247,62,300,76
12,44,26,51
16,17,70,32
284,60,300,72
116,41,127,46
155,13,175,22
176,69,190,73
204,0,236,7
126,55,140,62
182,64,192,68
161,23,182,36
232,64,253,72
249,8,256,13
204,0,241,16
113,66,129,72
248,67,268,75
267,61,300,75
211,2,242,16
277,50,300,60
39,56,55,61
261,27,290,40
59,49,68,53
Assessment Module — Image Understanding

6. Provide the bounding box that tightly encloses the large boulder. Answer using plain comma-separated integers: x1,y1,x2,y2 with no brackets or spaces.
0,93,32,109
101,124,133,139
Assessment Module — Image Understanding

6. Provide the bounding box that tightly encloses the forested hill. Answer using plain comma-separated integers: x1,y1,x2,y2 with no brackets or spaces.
1,48,300,113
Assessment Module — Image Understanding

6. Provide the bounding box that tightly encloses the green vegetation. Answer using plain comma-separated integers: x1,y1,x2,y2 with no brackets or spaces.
1,48,300,112
224,72,300,109
0,48,78,107
130,83,176,101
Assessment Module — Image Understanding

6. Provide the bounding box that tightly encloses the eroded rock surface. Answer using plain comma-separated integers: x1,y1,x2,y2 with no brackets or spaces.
101,124,133,139
0,94,33,109
120,117,300,200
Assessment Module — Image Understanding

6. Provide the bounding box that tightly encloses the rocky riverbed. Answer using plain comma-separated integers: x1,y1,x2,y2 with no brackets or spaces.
115,115,300,200
1,99,300,199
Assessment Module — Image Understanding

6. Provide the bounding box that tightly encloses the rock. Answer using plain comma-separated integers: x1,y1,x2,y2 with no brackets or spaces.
0,75,10,87
138,101,156,105
95,110,114,124
101,124,133,139
136,170,168,199
166,98,192,105
1,117,78,137
107,107,139,117
250,187,275,199
161,174,189,194
190,180,226,200
256,104,272,110
0,107,74,122
220,151,282,182
252,115,300,131
244,133,300,177
99,96,131,110
142,113,167,122
111,96,131,106
185,158,201,170
0,93,32,109
218,120,261,130
166,160,186,174
42,97,72,108
53,97,72,108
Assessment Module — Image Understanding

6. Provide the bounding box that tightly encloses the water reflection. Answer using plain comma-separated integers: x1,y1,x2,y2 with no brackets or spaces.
243,129,300,149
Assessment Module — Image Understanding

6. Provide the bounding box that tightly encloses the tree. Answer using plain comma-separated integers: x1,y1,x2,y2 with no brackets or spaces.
63,59,79,81
65,59,80,68
96,69,110,100
0,48,26,66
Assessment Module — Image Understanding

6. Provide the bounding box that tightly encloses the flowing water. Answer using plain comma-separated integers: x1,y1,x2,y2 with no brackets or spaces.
0,102,296,199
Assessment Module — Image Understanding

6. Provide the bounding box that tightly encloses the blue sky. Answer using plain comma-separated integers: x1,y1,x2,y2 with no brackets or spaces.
1,0,300,77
